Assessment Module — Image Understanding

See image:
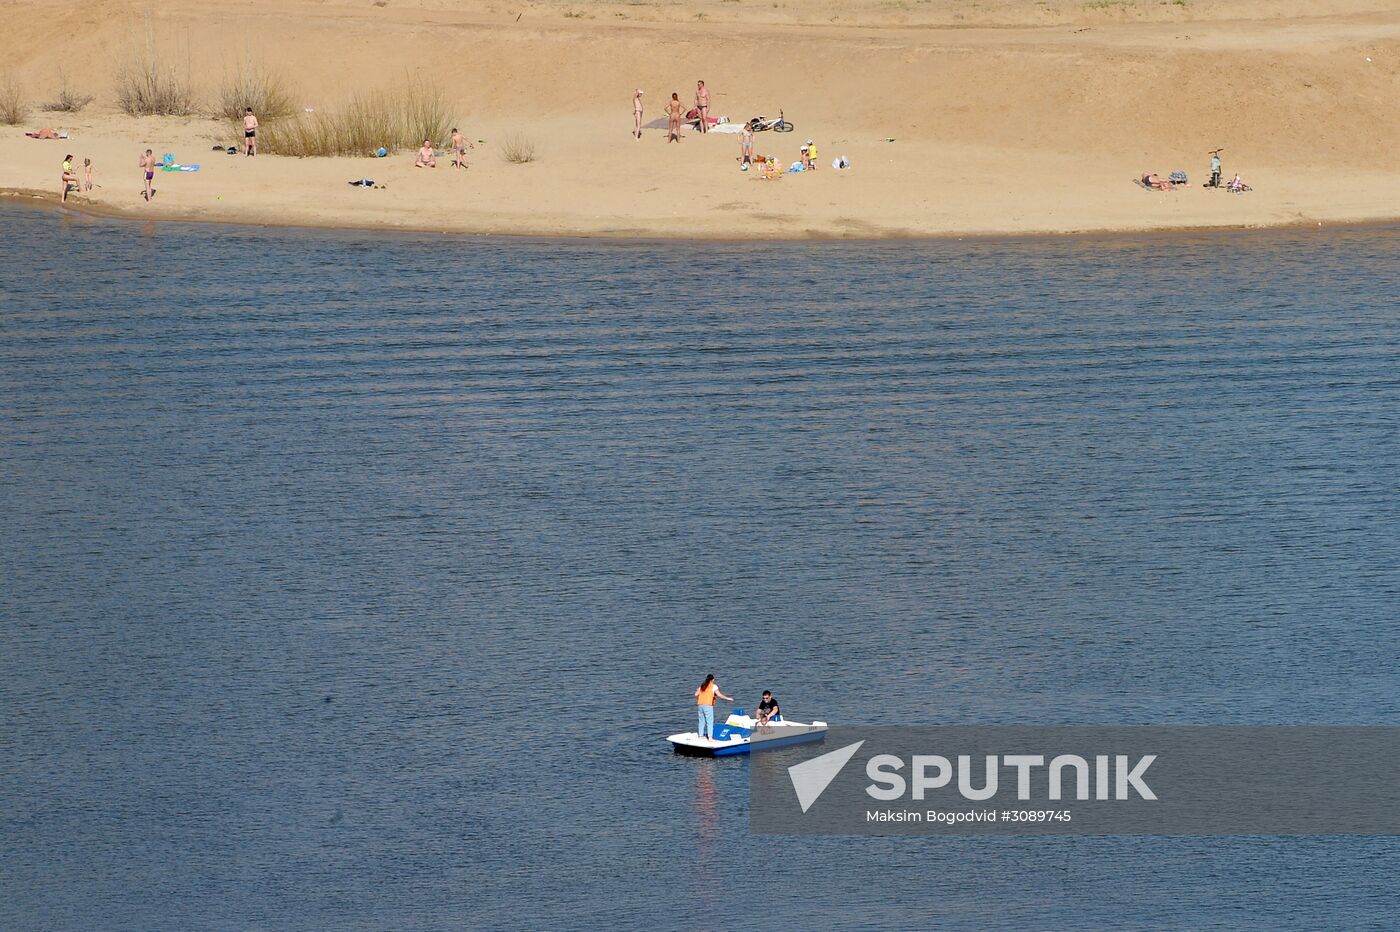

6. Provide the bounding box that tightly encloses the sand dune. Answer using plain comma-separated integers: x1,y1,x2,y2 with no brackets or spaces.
2,0,1397,237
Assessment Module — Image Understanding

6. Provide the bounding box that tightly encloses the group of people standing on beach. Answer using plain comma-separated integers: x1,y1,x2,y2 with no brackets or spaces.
633,80,711,144
64,149,155,203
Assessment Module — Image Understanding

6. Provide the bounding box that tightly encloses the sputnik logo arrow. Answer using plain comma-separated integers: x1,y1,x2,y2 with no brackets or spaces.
787,740,865,813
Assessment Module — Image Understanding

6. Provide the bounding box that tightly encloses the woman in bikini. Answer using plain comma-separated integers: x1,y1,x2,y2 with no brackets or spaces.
61,155,81,203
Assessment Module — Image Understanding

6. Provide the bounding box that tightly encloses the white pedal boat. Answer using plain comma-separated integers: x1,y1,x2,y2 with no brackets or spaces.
668,711,828,757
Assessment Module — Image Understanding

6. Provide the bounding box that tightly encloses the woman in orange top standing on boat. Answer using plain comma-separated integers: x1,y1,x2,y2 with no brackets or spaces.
694,674,733,741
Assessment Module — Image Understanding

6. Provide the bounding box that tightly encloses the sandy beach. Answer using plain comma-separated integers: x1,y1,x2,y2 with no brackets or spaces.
2,0,1397,238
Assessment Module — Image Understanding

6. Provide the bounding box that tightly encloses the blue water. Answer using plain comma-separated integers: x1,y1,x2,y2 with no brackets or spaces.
2,205,1397,929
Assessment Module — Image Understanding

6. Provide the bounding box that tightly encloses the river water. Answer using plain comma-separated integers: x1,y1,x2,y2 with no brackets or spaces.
2,205,1397,929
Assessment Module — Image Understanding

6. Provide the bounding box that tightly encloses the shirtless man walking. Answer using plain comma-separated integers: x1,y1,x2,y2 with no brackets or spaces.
695,80,710,134
632,88,644,140
139,148,156,202
243,107,258,157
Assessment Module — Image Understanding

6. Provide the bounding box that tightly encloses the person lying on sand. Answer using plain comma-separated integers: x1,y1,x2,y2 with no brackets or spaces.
61,155,80,203
415,141,437,168
1142,172,1173,191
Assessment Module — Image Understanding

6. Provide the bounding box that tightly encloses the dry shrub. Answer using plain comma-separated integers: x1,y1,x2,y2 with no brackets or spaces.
115,22,195,116
500,132,537,164
0,72,28,125
44,69,94,112
398,77,450,152
216,60,296,122
257,78,450,158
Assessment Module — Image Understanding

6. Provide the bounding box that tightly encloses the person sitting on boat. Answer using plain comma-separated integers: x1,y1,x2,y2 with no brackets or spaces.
694,674,733,741
755,690,780,726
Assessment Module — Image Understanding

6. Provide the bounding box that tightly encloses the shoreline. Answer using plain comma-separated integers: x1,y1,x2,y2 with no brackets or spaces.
7,187,1394,245
4,0,1397,245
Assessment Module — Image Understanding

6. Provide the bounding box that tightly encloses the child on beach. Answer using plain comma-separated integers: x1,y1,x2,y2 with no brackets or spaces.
83,157,94,191
450,128,472,168
666,93,682,143
140,149,156,201
805,139,818,170
415,140,437,168
243,108,258,157
61,155,80,202
740,123,753,167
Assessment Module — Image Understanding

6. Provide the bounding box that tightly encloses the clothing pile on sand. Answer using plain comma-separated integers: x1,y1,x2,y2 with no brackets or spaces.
158,154,200,173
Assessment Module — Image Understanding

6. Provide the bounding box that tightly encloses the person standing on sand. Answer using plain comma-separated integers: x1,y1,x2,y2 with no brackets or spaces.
666,92,682,143
243,107,258,157
140,149,156,202
740,123,753,166
632,89,644,140
450,128,472,168
83,157,94,191
61,155,80,203
695,80,710,134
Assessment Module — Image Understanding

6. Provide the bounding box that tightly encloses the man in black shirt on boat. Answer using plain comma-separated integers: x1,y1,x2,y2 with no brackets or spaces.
756,690,780,726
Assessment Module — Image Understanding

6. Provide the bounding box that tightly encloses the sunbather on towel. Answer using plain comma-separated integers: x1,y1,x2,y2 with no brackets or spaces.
1142,172,1174,191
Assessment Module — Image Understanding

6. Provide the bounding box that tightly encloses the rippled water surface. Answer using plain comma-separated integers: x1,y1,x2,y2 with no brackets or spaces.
3,206,1398,929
